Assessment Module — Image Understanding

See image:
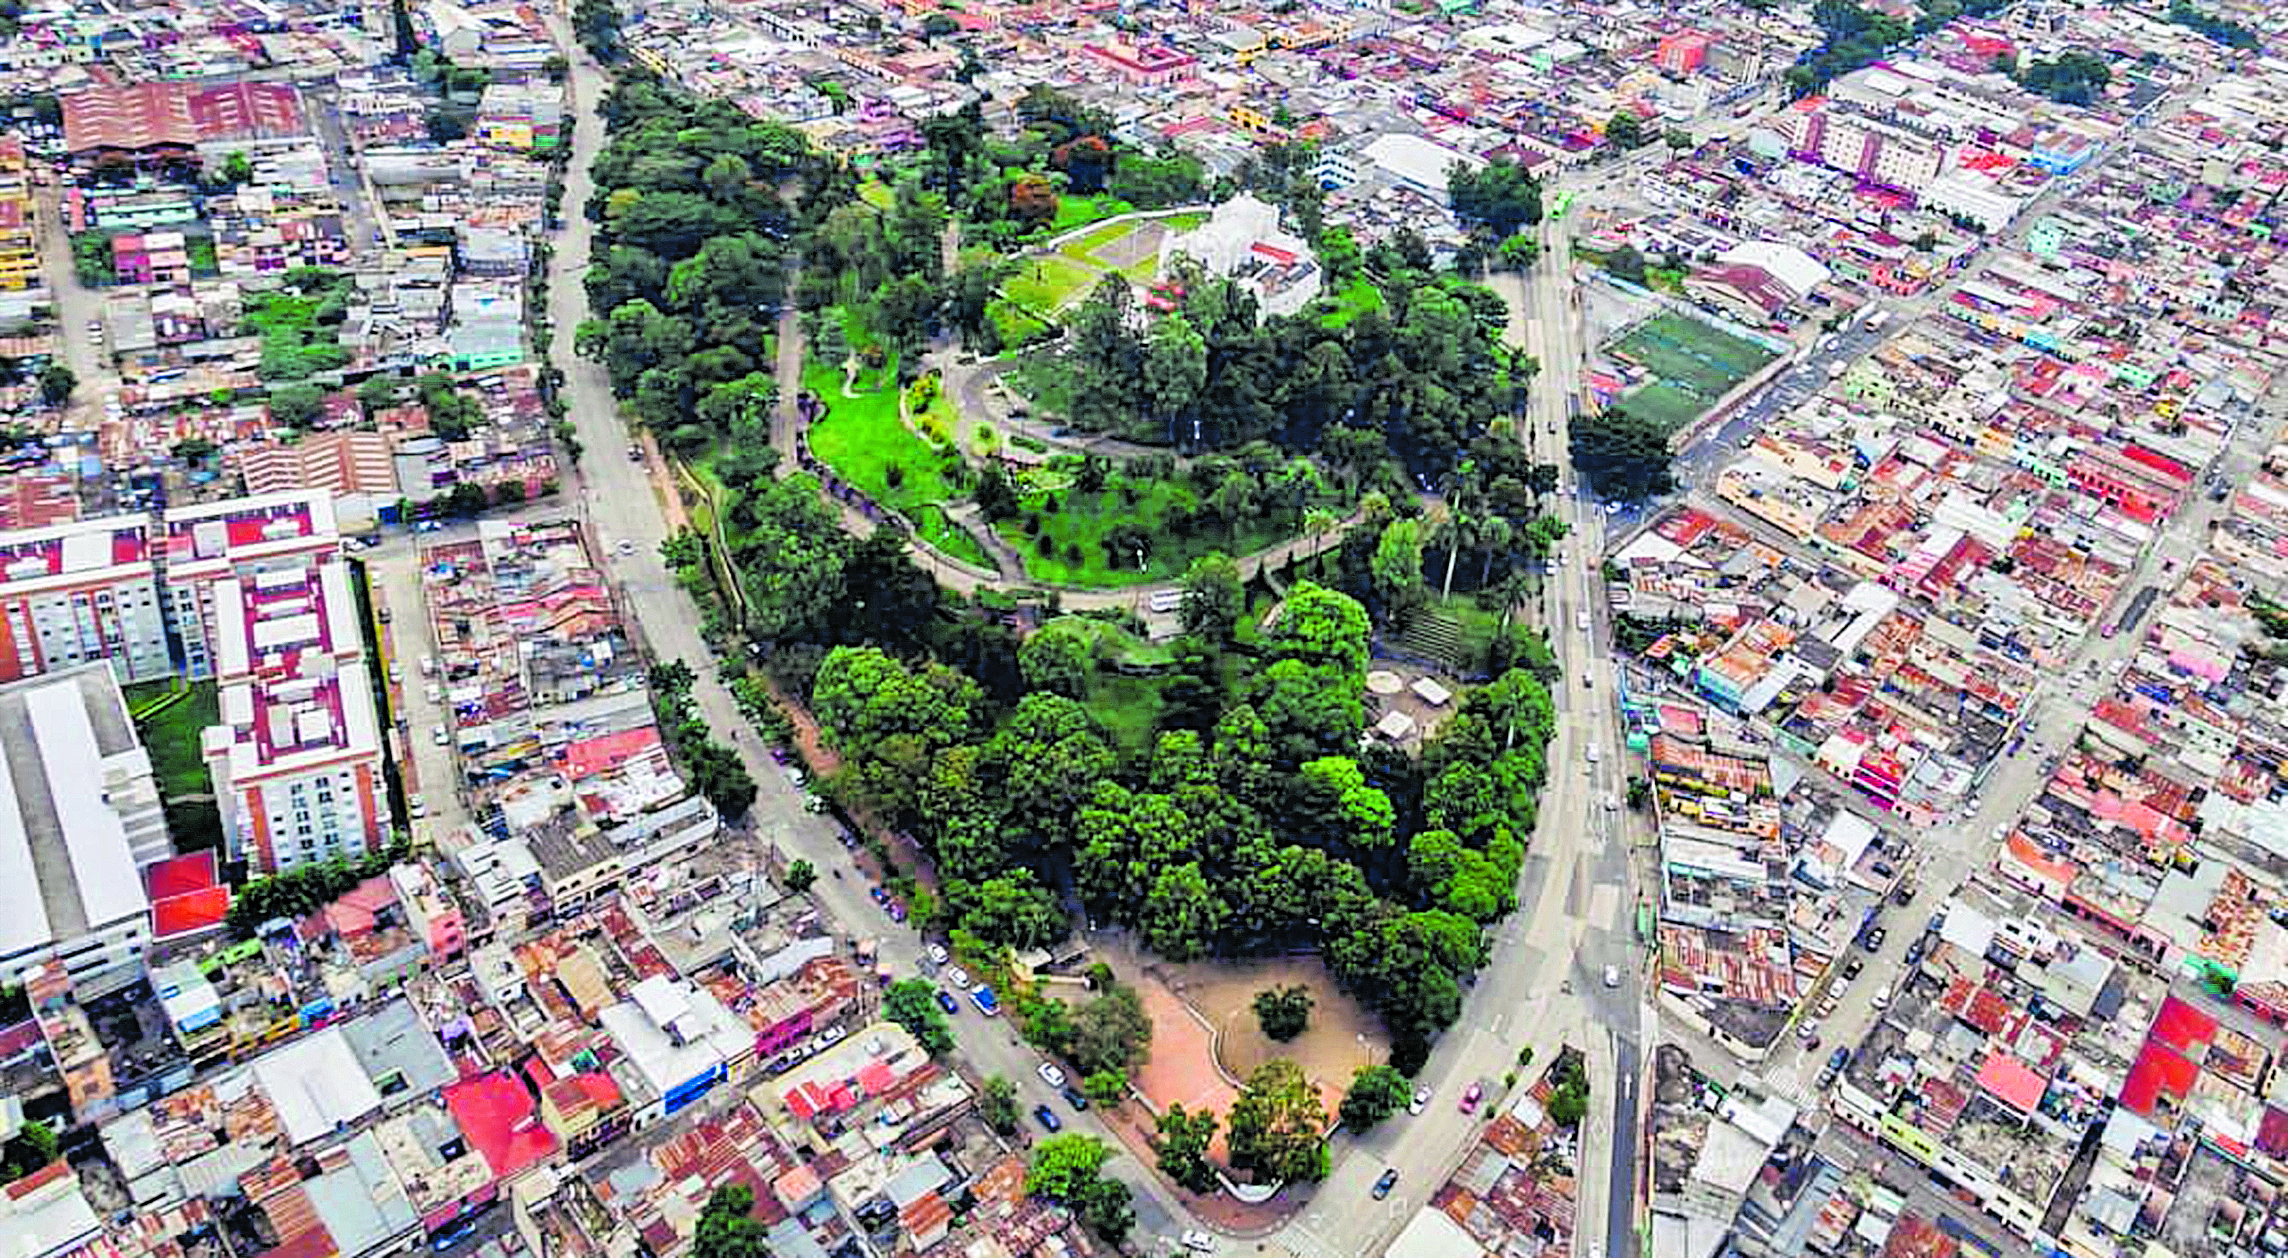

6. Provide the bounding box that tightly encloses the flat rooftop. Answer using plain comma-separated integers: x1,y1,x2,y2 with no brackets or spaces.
0,665,152,956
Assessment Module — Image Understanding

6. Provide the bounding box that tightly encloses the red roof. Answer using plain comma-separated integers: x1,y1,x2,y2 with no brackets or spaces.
152,887,231,939
145,850,220,899
63,81,305,155
562,726,661,780
444,1072,561,1178
2150,994,2218,1057
2122,1040,2199,1117
1975,1052,2046,1113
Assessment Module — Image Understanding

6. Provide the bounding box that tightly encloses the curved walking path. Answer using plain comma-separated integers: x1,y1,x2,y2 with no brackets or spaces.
767,295,1357,609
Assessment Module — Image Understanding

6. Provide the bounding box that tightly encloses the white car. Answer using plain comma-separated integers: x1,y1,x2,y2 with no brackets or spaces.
431,724,448,746
1602,964,1620,988
408,794,427,818
1408,1085,1430,1115
1037,1061,1068,1089
1181,1231,1217,1255
926,943,949,966
615,538,636,555
1872,986,1892,1010
944,965,971,991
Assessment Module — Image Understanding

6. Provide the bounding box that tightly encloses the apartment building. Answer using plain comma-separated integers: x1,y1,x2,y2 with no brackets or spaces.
159,490,342,680
201,560,386,873
1774,99,1956,192
0,515,171,686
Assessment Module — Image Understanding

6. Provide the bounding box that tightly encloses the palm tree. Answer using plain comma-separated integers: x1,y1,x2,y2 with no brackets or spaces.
1437,459,1480,601
1477,515,1514,588
1494,567,1536,635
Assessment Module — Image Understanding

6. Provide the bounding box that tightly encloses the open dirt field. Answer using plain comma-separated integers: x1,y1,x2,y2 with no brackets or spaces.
1091,933,1382,1130
1187,955,1378,1120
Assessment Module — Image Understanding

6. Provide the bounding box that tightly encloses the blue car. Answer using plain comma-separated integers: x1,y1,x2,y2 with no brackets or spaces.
1033,1104,1061,1133
934,988,960,1015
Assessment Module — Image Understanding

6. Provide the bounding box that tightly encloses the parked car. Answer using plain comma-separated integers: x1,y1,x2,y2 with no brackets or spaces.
1060,1085,1090,1111
1033,1105,1061,1133
1037,1062,1068,1090
1372,1169,1399,1200
1459,1082,1484,1114
945,965,971,991
1602,964,1620,988
970,984,999,1016
627,445,643,461
1904,940,1925,966
1408,1086,1430,1116
1861,926,1886,952
615,538,635,555
1891,884,1913,907
1842,958,1863,980
1872,986,1892,1010
1180,1230,1216,1254
1796,1019,1820,1042
408,794,427,818
1827,1047,1850,1072
933,989,959,1015
431,724,449,746
926,943,949,966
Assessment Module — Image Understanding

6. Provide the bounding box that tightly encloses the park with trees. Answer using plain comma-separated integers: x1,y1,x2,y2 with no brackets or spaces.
565,51,1609,1191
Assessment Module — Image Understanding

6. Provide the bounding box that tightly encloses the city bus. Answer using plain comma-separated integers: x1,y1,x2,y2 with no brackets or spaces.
1549,189,1576,219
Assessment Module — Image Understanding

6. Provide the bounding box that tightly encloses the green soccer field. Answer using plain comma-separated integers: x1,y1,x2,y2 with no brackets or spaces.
1608,313,1777,422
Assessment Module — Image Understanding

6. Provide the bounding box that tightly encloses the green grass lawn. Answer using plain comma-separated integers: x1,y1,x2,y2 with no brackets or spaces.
986,299,1053,353
1115,251,1162,283
995,464,1302,588
1040,615,1178,670
1613,313,1776,396
130,680,219,800
1059,220,1135,260
1004,256,1101,313
801,362,989,568
1157,212,1207,234
1319,276,1386,329
1007,351,1076,417
1620,381,1709,431
913,503,992,569
129,680,224,852
1052,194,1135,233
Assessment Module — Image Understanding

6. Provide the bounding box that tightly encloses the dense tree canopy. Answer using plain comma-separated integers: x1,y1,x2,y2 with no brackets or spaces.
1225,1059,1329,1184
1447,158,1544,238
1052,256,1514,482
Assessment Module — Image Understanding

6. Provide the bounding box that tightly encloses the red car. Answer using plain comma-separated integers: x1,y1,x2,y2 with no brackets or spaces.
1459,1082,1484,1115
